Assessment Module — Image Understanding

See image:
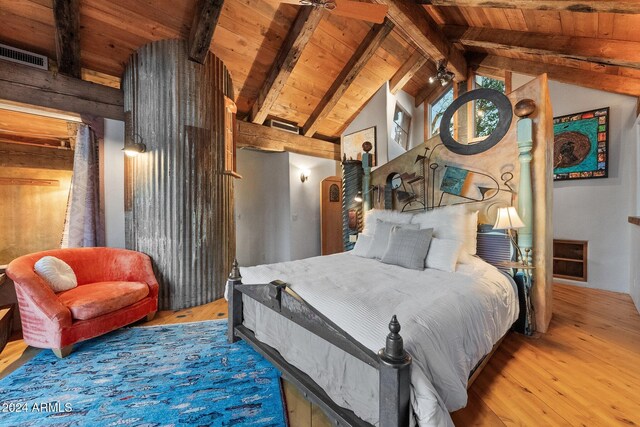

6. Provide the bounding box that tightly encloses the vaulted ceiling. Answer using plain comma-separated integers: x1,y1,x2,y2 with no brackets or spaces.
1,0,640,142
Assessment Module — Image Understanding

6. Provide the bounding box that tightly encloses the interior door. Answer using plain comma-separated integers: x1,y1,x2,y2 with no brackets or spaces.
321,176,343,255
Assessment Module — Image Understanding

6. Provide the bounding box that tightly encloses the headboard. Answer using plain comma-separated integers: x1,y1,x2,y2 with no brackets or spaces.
369,75,554,333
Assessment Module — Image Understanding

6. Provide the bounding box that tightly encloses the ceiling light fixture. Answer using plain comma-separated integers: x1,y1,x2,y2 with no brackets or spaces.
299,0,336,10
429,63,455,87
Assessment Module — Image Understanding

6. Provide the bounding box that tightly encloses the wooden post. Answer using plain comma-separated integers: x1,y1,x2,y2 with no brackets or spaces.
378,315,412,427
362,148,372,212
516,100,535,265
227,259,243,344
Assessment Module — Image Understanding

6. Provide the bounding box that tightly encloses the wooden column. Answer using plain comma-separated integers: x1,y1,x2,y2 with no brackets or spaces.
123,39,235,310
517,116,534,264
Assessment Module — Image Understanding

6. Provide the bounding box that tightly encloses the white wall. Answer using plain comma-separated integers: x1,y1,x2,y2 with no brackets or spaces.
342,82,424,166
103,119,126,248
235,149,339,266
514,74,638,294
288,152,339,260
630,124,640,312
343,84,389,164
235,149,291,266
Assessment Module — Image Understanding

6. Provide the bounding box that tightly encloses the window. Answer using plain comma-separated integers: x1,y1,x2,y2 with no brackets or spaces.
391,103,412,150
473,75,505,140
428,87,453,138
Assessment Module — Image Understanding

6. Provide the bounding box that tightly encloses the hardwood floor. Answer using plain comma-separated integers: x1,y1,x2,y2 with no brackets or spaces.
1,283,639,426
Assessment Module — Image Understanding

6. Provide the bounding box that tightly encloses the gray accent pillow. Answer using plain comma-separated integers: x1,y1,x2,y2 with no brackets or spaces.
366,220,420,259
381,227,434,270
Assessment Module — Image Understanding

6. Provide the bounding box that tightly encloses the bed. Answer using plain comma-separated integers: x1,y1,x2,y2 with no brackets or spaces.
227,249,518,426
227,79,555,427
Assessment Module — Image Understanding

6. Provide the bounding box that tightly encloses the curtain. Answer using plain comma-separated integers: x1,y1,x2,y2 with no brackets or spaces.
61,124,105,248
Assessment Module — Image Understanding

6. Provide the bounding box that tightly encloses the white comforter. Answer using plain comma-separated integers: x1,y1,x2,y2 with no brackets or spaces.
235,253,518,426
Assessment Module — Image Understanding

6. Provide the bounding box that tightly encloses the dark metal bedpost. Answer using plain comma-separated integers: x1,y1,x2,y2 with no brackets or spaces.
227,259,243,343
378,315,412,427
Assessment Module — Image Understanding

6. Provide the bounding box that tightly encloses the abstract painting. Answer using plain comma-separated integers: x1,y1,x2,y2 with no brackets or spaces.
553,107,609,181
342,126,377,166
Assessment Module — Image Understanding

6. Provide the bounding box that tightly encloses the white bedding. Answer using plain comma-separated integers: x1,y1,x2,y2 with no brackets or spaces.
234,252,518,426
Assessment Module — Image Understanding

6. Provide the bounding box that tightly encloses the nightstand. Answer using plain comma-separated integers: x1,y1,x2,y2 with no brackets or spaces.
499,262,535,336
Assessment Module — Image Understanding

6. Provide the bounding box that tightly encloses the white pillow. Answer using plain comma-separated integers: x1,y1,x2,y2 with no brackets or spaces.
351,234,373,257
411,205,478,255
425,238,463,272
362,209,414,236
34,256,78,293
366,220,420,259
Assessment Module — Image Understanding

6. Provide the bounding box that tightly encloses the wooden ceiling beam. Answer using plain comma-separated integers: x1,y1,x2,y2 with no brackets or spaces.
53,0,81,78
251,8,323,125
0,141,74,171
188,0,225,64
470,54,640,97
302,18,395,137
0,60,124,120
389,52,428,94
372,0,467,80
415,0,640,14
237,121,340,161
445,25,640,70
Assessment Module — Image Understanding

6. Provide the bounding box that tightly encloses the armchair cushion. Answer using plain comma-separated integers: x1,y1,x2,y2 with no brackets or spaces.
58,281,149,321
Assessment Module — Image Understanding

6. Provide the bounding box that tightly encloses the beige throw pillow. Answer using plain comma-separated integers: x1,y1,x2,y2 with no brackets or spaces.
34,256,78,293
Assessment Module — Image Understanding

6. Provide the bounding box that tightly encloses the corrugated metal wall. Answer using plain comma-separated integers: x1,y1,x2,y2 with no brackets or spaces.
122,39,235,310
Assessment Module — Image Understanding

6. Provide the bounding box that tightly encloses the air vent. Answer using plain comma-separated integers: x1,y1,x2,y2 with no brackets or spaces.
266,119,300,135
0,43,48,70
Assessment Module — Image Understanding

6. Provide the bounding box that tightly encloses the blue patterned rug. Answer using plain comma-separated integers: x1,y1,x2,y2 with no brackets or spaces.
0,320,287,426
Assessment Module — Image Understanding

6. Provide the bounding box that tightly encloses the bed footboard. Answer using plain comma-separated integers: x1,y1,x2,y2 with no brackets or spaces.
227,260,412,427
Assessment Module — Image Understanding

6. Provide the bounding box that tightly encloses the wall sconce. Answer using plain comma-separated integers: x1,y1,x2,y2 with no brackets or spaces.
300,169,310,183
123,134,146,157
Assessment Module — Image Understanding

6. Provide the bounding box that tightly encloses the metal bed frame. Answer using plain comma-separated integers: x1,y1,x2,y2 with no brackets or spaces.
227,260,412,427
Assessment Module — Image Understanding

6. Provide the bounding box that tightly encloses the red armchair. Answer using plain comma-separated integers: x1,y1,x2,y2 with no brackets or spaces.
6,248,158,358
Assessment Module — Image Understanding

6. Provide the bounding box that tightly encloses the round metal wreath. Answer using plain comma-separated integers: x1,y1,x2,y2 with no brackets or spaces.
439,87,513,155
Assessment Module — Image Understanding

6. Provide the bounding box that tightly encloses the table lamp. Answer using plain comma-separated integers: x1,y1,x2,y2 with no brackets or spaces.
493,206,527,266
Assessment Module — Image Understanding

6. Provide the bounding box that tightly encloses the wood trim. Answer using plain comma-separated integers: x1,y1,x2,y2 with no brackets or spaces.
0,177,60,186
52,0,81,78
467,334,506,389
505,70,512,94
302,18,395,137
188,0,225,64
251,8,323,124
629,216,640,226
389,52,428,95
237,121,340,161
445,25,640,70
0,142,74,170
470,55,640,97
416,0,640,14
373,0,467,80
0,60,124,120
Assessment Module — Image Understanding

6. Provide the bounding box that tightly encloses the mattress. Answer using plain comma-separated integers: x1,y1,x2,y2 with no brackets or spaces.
233,253,518,427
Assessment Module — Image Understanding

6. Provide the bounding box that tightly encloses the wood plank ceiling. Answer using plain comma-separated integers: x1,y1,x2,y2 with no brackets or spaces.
1,0,640,142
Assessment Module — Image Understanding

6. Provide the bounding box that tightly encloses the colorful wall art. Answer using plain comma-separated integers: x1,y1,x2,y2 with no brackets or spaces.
342,126,377,166
553,107,609,181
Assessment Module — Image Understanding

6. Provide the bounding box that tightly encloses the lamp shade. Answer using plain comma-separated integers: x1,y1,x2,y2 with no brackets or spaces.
493,206,525,230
